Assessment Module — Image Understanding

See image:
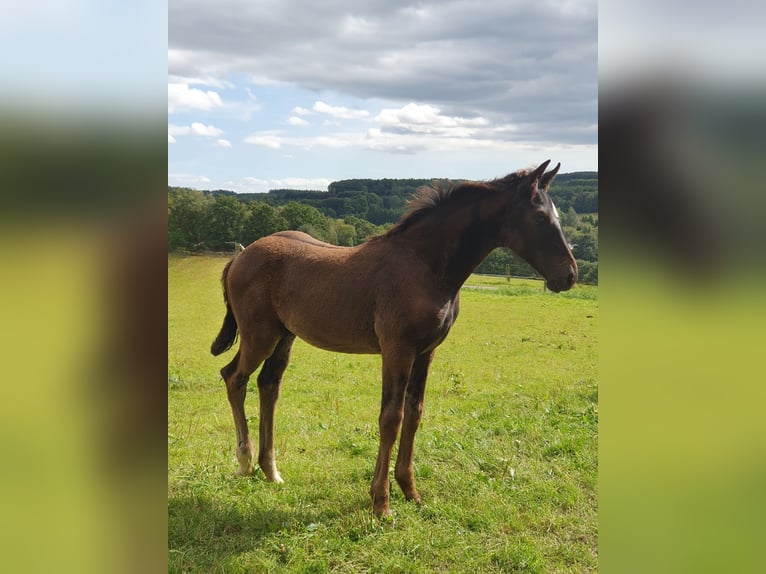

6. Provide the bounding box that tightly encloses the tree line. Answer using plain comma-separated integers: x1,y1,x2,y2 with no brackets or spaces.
168,187,387,252
168,173,598,284
206,173,597,226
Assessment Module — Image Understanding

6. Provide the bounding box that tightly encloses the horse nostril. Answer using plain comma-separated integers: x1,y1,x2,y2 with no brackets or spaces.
566,272,575,287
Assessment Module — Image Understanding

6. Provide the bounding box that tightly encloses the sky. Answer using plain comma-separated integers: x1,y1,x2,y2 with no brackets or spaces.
168,0,597,193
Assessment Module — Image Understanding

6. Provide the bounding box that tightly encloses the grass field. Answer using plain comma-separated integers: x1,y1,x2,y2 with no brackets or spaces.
169,254,598,573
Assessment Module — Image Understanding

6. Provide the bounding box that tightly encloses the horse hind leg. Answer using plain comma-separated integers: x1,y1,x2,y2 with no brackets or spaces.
220,334,278,477
256,331,296,483
220,352,255,476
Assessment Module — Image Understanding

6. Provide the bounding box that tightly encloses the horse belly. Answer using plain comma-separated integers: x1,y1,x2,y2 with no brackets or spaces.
278,297,380,354
285,317,380,354
296,330,380,354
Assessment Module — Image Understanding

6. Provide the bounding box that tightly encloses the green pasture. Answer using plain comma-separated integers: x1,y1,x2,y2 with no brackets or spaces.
169,254,598,573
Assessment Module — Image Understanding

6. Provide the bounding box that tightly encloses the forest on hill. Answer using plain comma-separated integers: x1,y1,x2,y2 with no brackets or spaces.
168,172,598,283
206,172,597,226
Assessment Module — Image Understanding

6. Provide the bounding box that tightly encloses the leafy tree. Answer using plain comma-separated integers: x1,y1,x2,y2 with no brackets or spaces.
335,223,357,246
569,227,598,263
560,206,578,228
344,215,380,244
578,261,599,284
280,202,329,240
367,206,401,225
297,224,324,241
242,202,287,245
168,187,213,251
207,195,249,250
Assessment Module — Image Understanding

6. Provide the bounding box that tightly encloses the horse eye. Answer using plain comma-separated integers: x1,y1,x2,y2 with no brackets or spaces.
534,212,547,225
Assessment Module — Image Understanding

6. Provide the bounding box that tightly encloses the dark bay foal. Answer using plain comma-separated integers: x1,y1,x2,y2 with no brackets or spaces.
211,160,577,517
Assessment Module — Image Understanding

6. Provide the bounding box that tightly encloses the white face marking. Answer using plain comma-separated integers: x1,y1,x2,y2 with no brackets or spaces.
552,200,559,220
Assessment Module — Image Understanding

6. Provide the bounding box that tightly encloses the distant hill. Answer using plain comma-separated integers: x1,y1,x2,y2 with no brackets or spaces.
202,172,597,225
547,172,598,214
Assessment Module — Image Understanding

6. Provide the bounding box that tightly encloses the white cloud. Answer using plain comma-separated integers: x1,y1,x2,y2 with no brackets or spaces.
244,132,284,149
168,122,224,139
292,106,312,116
312,100,370,119
214,139,232,148
340,14,375,37
241,113,507,154
361,126,592,156
313,136,351,148
362,127,485,154
168,134,176,144
374,103,489,138
190,122,223,137
375,103,440,126
168,69,235,90
244,130,363,150
287,116,309,126
240,98,594,158
168,82,223,114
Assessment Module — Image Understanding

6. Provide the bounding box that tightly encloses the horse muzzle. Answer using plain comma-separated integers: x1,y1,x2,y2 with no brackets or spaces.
546,266,577,293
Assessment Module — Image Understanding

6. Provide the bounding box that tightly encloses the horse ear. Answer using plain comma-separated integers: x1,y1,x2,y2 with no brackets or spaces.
540,162,561,189
532,160,552,183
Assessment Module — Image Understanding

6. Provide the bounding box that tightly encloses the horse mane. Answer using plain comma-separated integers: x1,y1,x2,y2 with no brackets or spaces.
373,167,533,240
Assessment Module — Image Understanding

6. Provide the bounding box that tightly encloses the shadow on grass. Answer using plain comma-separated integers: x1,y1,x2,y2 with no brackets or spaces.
168,490,370,571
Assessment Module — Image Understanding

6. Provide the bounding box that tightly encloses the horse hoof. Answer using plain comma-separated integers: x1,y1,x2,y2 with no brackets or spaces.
235,466,254,477
262,466,284,483
372,499,392,518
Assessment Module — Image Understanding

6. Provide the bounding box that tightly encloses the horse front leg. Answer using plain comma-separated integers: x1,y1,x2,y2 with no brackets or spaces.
394,350,434,503
370,349,415,517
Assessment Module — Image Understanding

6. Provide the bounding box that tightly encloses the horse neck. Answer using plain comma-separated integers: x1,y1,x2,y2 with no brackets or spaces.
401,189,506,293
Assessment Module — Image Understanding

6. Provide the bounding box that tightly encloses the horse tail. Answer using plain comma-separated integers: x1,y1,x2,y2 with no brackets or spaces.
211,258,239,356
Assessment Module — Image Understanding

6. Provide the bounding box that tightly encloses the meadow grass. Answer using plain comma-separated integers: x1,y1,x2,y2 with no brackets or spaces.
169,254,598,573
